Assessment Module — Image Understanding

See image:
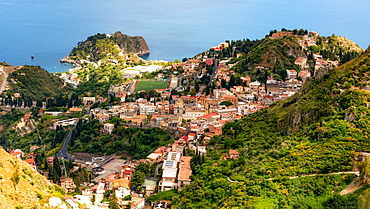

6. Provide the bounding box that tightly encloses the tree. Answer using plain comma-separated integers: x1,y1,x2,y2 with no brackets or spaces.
195,82,200,93
359,188,370,209
11,166,21,190
219,101,233,107
358,158,370,183
131,171,145,192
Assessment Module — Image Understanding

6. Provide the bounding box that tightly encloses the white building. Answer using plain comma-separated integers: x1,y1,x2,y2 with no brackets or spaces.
140,105,156,115
182,109,206,120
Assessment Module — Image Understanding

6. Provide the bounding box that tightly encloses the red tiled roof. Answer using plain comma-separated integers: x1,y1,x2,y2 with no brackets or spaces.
200,112,219,120
24,158,35,165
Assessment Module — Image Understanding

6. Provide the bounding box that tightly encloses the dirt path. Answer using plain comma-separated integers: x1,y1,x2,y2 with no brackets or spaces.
340,177,362,195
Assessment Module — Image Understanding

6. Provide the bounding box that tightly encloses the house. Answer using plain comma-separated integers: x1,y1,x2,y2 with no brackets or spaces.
139,105,156,115
159,167,178,191
298,70,311,79
230,86,245,94
46,156,54,167
229,150,240,159
199,112,220,121
30,146,40,152
316,59,328,66
294,57,307,68
24,158,36,169
286,70,297,79
177,156,192,191
10,150,23,159
182,109,206,120
23,114,31,123
249,81,261,89
241,76,251,84
223,94,238,105
82,97,96,105
60,177,76,193
112,178,131,199
131,195,145,209
147,153,162,163
102,123,115,134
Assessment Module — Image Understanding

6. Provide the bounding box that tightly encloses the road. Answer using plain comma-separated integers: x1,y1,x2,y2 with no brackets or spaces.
57,122,76,160
0,66,8,93
57,108,90,160
227,171,360,183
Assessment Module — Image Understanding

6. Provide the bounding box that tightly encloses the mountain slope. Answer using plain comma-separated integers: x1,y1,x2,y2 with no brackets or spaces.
7,65,72,100
0,148,64,208
172,48,370,208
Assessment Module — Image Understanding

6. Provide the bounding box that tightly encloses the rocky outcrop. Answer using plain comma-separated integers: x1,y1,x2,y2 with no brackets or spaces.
111,31,150,56
62,31,150,63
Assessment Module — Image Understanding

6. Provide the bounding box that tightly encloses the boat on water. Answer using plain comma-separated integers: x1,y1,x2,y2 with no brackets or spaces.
31,55,35,59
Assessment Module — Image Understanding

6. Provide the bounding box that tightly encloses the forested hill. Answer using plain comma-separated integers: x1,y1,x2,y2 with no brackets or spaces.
7,65,72,100
172,48,370,208
229,32,362,81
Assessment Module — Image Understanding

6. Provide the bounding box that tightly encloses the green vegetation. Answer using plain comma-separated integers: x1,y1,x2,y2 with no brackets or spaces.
135,81,168,92
232,36,305,81
148,190,179,203
171,49,370,208
69,119,174,159
309,35,363,63
6,65,72,100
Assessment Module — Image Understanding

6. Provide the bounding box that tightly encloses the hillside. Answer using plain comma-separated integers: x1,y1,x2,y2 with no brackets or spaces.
0,148,64,208
230,32,362,82
313,35,363,63
172,48,370,208
67,31,149,62
7,65,72,100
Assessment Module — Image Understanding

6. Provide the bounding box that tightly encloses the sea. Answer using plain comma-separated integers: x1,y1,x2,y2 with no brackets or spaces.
1,0,369,73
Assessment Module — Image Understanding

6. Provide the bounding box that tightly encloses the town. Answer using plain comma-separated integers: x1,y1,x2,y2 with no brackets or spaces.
1,30,342,208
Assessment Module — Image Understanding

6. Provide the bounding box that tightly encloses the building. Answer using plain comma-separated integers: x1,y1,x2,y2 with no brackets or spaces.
140,105,156,115
46,156,54,167
102,123,115,134
60,177,76,193
159,167,178,191
82,97,96,105
298,70,311,79
131,195,145,209
286,70,297,79
294,57,307,69
271,32,293,39
177,156,192,191
229,150,240,159
223,94,238,105
182,109,206,120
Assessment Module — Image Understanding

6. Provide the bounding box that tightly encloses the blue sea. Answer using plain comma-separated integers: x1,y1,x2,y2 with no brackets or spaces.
1,0,369,73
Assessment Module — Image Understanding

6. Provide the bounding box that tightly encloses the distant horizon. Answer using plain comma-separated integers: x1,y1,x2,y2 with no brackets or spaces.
1,0,369,73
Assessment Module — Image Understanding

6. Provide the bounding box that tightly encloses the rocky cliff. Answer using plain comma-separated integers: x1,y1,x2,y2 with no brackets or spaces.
111,31,150,56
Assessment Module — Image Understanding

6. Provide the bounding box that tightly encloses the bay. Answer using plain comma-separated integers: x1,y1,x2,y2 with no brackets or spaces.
0,0,369,73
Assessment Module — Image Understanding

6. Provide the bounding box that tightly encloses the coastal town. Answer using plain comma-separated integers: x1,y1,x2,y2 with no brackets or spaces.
1,31,346,208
